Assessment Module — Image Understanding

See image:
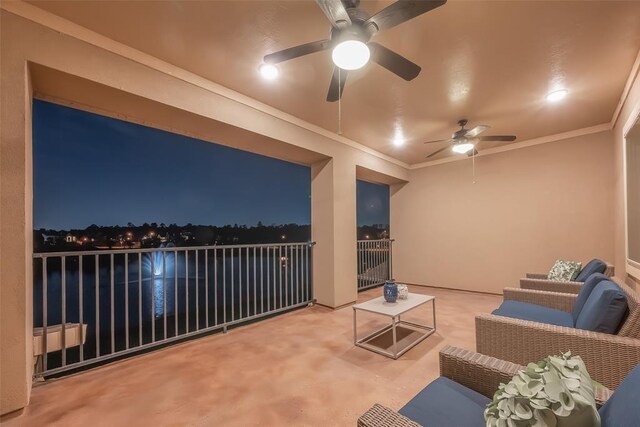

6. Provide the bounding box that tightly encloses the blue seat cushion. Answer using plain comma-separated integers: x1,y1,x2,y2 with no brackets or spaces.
599,364,640,426
399,377,489,427
572,273,611,323
575,259,608,282
575,281,628,334
492,300,574,327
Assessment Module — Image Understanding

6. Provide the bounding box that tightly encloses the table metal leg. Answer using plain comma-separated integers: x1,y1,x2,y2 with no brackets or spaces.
392,315,397,358
432,299,437,330
353,308,357,344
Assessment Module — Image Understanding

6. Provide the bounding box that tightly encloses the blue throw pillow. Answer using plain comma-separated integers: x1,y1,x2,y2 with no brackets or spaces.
599,364,640,426
572,273,611,323
575,259,607,282
575,281,628,334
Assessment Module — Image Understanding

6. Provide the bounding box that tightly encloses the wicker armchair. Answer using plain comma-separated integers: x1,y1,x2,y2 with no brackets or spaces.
521,262,615,294
477,279,640,389
358,346,612,427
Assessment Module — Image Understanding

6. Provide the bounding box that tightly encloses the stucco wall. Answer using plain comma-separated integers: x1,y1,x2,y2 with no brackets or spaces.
392,130,616,294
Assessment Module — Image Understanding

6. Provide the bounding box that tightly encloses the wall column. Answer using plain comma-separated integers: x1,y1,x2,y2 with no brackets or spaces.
1,58,33,413
311,158,358,308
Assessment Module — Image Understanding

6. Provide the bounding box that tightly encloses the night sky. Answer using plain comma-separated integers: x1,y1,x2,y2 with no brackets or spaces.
33,100,312,230
357,180,390,227
33,100,389,230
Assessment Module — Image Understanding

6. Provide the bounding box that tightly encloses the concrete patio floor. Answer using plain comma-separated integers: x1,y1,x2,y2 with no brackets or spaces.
2,285,501,426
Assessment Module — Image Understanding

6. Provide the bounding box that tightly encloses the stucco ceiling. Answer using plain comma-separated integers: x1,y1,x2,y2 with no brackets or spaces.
28,0,640,165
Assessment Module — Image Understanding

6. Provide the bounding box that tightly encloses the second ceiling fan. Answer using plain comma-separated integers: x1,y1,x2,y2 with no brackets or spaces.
424,120,517,158
263,0,446,102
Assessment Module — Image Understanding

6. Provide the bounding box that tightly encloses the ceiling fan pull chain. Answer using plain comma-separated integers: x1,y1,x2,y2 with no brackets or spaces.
337,68,343,135
472,150,477,184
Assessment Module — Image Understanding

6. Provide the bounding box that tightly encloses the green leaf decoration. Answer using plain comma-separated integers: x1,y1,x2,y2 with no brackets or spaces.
484,353,601,427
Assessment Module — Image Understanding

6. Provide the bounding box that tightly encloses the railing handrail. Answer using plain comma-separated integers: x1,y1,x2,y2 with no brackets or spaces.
356,238,394,244
34,241,316,258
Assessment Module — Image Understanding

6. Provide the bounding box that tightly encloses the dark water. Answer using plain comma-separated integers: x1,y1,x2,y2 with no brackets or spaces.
34,247,312,370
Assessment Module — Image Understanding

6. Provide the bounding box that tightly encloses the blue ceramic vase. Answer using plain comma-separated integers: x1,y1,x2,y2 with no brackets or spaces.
383,280,398,303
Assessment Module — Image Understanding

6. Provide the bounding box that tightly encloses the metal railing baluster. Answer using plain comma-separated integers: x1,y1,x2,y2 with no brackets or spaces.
125,253,129,350
79,255,84,361
110,253,114,354
163,252,167,340
185,250,189,333
205,249,209,328
195,250,199,330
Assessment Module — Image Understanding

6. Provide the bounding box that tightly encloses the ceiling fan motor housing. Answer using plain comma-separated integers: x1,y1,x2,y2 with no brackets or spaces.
330,8,373,45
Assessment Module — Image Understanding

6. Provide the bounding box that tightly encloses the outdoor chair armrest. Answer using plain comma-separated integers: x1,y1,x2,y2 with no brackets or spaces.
476,313,640,389
519,278,583,294
439,345,522,399
503,288,577,313
357,404,421,427
604,263,615,277
526,264,613,279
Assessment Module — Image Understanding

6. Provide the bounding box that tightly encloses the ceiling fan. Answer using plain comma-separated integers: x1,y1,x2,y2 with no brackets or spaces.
424,119,517,158
263,0,447,102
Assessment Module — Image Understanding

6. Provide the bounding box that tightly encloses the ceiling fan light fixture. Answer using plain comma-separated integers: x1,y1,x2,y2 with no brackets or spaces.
332,40,370,70
452,142,475,154
546,89,568,103
259,63,279,80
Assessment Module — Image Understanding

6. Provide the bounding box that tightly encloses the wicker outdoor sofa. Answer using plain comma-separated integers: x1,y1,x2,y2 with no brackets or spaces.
357,345,612,427
476,277,640,389
520,261,614,294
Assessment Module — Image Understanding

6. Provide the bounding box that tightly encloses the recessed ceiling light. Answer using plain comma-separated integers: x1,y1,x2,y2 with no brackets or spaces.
259,63,279,80
546,89,568,102
452,142,475,154
393,135,405,147
332,40,370,71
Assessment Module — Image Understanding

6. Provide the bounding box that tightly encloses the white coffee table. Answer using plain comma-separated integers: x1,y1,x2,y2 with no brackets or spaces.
353,293,436,359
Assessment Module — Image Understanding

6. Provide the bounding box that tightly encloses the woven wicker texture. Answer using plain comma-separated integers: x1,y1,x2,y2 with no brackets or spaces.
520,278,584,294
357,404,421,427
476,313,640,389
439,345,521,399
503,288,577,313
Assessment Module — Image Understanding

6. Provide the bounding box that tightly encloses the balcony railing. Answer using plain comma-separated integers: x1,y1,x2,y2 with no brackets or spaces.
357,239,393,291
32,242,314,377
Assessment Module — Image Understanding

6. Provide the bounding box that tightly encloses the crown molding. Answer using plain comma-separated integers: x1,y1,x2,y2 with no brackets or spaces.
1,1,410,170
612,46,640,128
409,122,612,169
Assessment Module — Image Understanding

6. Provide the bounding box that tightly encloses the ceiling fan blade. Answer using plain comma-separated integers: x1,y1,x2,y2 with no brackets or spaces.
465,125,490,138
365,0,447,34
369,42,421,81
264,39,332,64
426,145,450,159
467,148,479,157
327,67,348,102
423,138,451,144
315,0,352,29
478,135,517,142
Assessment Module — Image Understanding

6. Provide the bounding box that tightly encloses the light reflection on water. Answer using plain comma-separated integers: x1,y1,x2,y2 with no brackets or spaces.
34,249,306,329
